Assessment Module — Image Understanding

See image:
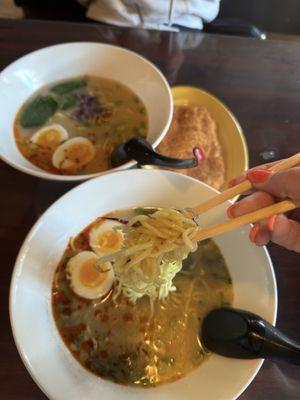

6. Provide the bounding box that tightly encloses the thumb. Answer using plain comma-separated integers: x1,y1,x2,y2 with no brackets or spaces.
247,167,300,200
268,214,300,252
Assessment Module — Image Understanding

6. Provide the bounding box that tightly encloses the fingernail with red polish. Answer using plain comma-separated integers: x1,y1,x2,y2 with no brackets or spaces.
246,169,272,184
227,178,236,188
249,224,260,243
268,215,277,232
227,204,236,218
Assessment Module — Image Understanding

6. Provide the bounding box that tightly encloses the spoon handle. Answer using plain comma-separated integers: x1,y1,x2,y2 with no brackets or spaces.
259,318,300,365
124,138,203,168
110,137,204,169
202,308,300,365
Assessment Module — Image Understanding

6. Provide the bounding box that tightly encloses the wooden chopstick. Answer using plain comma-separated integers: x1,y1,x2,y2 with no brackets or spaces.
193,199,300,242
192,153,300,215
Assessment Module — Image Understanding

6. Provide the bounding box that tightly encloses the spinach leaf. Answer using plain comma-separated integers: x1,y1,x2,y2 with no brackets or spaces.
57,93,77,110
20,95,57,127
51,79,87,95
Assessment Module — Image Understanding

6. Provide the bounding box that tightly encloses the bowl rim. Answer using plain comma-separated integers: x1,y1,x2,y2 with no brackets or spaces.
0,41,173,181
9,168,277,400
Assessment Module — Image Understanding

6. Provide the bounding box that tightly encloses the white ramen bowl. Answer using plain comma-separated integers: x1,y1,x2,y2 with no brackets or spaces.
0,42,172,181
10,169,277,400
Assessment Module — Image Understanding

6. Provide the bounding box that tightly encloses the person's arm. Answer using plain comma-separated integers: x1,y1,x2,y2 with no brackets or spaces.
227,163,300,252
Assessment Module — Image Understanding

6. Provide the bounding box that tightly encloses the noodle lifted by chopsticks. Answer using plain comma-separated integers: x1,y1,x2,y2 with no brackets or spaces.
113,208,199,305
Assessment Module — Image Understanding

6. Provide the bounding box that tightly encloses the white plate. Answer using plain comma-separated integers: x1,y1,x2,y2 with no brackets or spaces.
10,169,277,400
0,42,172,181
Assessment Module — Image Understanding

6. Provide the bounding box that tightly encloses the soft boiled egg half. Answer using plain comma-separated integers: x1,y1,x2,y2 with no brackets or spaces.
66,251,114,299
89,219,124,256
52,136,96,171
30,124,68,149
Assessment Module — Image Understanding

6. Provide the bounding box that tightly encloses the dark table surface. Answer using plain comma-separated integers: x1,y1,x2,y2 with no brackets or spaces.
1,18,300,400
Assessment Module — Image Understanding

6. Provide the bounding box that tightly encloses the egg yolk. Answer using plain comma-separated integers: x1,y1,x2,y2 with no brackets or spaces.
96,231,123,253
65,143,94,167
36,129,61,149
79,258,108,288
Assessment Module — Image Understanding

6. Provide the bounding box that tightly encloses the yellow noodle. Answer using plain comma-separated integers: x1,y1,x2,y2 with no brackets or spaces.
139,220,170,239
124,248,152,269
124,241,153,256
113,207,199,303
69,236,77,251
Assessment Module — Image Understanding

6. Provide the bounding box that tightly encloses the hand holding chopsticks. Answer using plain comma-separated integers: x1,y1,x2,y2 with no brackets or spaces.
192,153,300,243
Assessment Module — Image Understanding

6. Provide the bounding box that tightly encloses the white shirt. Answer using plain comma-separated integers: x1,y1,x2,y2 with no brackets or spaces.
78,0,220,31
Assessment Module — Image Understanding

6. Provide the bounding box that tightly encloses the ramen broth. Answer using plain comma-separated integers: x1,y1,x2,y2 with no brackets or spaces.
52,208,233,387
14,76,148,175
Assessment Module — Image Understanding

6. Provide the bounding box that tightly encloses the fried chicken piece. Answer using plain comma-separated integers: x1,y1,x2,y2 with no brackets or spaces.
157,105,225,190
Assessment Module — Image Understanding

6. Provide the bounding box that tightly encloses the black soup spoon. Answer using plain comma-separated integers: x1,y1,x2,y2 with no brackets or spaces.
201,308,300,365
110,137,204,169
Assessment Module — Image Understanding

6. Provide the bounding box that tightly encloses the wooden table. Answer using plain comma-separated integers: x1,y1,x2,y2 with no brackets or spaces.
1,18,299,400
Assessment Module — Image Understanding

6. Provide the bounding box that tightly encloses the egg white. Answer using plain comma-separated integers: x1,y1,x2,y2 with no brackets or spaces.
30,124,68,147
52,136,96,170
66,251,114,300
89,219,124,256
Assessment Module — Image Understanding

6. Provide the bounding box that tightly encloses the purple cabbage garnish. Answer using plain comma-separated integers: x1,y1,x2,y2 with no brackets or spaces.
72,93,105,124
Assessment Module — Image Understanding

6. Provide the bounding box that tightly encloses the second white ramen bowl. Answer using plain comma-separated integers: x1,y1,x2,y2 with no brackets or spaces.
0,42,172,181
